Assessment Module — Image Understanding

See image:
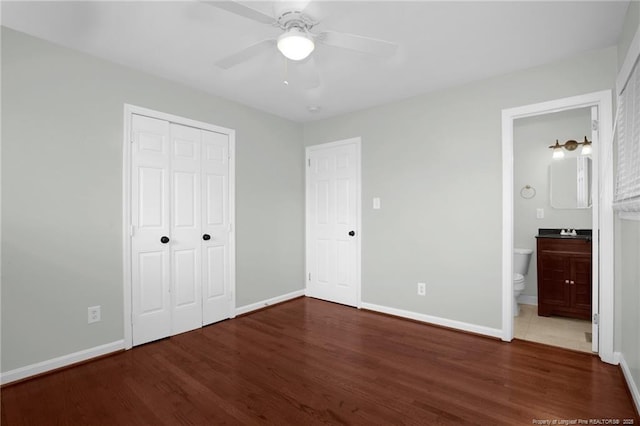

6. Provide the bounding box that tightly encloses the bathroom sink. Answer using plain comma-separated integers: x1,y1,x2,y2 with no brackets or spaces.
536,228,592,241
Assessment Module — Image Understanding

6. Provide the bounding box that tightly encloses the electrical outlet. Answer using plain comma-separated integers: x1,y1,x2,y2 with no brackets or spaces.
417,282,426,296
88,306,101,324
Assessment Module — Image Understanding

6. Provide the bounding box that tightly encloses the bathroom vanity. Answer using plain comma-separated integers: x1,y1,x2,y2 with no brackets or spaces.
536,229,592,320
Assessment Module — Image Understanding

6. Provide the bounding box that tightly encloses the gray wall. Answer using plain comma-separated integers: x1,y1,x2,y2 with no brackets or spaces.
619,220,640,389
616,0,640,405
513,108,593,299
618,0,640,69
304,47,617,330
1,28,304,373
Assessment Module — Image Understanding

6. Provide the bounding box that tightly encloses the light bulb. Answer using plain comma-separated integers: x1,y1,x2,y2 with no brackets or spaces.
553,147,565,159
581,143,592,156
550,140,564,159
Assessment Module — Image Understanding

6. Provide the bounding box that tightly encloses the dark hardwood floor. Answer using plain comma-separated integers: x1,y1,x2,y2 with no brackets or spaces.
2,297,637,425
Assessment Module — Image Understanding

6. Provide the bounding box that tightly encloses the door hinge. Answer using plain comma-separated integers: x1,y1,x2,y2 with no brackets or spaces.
308,272,311,281
592,119,599,131
129,225,135,237
229,223,232,232
593,313,599,325
308,158,311,167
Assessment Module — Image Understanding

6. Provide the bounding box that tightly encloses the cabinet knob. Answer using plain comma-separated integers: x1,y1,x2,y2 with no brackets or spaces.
565,280,570,284
570,280,575,285
160,236,170,244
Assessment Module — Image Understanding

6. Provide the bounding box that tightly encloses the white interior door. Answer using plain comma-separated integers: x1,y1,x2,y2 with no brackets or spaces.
306,138,361,307
169,123,203,336
129,110,233,346
131,114,172,345
202,130,231,325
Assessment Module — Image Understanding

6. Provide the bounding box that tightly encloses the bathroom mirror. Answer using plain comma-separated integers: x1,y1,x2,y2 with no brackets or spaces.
550,157,592,209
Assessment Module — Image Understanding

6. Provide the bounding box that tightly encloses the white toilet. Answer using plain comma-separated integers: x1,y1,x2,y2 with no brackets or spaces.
513,248,533,316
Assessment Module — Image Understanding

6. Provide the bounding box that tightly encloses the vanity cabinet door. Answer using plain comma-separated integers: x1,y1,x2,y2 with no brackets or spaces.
536,238,592,320
537,252,571,315
570,255,592,316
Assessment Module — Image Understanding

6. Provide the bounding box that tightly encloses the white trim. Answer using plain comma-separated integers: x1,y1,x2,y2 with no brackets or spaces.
1,340,124,385
361,303,503,339
228,134,237,319
235,289,305,316
501,110,515,338
122,104,236,349
613,351,622,365
305,137,362,309
516,295,538,306
501,91,615,365
619,353,640,414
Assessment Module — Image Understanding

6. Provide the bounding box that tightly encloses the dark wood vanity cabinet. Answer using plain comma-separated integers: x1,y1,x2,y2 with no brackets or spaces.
536,237,592,320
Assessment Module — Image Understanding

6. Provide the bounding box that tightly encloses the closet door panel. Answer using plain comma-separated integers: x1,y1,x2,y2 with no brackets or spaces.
131,114,172,346
169,123,203,335
201,130,231,325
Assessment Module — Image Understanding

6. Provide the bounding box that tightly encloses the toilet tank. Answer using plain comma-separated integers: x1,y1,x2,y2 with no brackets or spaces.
514,248,533,275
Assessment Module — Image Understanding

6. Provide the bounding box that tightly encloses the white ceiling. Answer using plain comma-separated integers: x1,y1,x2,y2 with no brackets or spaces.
1,1,629,122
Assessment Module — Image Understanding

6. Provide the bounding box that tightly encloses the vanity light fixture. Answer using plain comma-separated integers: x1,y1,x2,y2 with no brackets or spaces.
549,136,592,159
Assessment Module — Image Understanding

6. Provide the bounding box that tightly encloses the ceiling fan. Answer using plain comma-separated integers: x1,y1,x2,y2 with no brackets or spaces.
205,1,398,73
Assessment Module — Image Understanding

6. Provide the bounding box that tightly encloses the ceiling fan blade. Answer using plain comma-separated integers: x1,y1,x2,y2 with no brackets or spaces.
317,31,398,57
204,1,274,25
215,39,276,69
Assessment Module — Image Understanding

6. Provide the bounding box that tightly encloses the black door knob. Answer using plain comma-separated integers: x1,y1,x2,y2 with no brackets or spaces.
160,236,170,244
202,234,211,241
348,230,355,236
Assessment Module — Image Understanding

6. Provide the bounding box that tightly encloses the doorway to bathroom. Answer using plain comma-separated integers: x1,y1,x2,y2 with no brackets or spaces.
501,91,615,363
513,108,594,353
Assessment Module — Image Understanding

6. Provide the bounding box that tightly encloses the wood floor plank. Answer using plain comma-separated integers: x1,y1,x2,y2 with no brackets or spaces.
1,297,637,425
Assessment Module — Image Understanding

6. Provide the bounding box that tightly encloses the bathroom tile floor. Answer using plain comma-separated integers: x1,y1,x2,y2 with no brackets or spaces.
514,304,593,353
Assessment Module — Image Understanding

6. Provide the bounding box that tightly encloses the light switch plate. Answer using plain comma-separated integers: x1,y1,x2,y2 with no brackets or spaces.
373,197,381,209
536,208,544,219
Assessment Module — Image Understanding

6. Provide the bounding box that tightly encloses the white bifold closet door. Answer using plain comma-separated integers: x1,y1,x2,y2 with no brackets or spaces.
131,114,230,346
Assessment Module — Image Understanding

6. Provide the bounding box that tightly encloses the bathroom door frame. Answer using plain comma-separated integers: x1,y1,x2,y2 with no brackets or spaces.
501,90,615,364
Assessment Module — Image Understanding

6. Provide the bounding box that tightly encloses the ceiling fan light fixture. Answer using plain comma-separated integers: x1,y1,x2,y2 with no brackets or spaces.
277,28,314,61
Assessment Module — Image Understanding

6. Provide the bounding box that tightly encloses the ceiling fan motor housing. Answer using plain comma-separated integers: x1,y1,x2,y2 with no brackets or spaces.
276,10,316,32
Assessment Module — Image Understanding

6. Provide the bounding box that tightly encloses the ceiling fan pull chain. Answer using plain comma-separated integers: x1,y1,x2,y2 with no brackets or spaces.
283,57,289,86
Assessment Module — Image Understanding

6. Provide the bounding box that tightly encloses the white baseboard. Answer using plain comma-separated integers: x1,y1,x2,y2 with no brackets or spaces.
612,351,622,364
235,289,305,316
1,340,125,385
619,353,640,414
360,302,503,339
517,295,538,306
